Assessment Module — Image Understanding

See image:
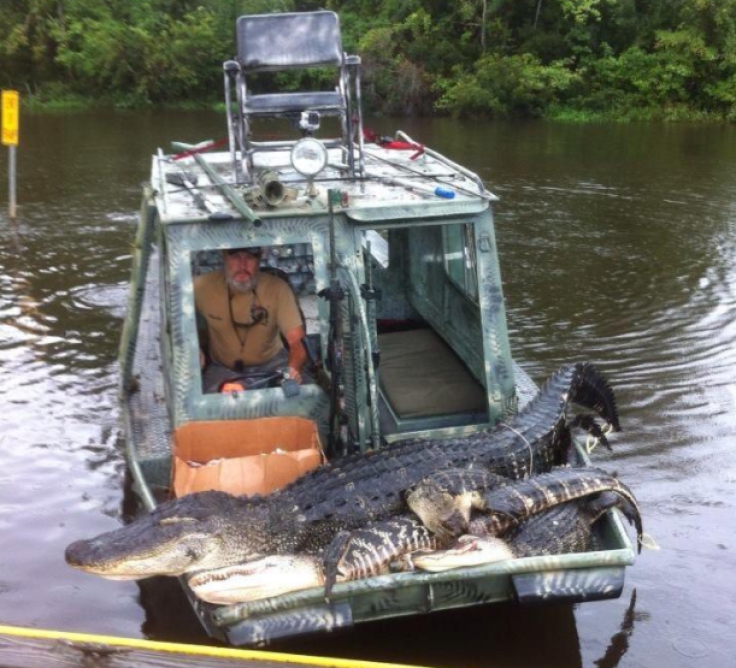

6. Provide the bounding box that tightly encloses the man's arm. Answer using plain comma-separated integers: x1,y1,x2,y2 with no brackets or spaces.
284,326,307,384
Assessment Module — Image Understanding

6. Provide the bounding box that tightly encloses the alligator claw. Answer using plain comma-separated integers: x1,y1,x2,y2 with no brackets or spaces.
571,415,613,452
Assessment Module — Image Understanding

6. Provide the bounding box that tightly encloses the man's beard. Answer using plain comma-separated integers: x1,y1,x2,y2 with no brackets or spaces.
226,273,258,294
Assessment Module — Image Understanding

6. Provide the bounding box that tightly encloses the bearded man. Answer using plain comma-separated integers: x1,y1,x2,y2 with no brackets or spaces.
194,246,307,393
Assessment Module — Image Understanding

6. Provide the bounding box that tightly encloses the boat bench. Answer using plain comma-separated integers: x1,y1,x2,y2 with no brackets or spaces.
378,328,488,433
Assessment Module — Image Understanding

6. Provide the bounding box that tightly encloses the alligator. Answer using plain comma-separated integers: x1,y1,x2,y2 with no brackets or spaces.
411,491,639,572
188,473,642,605
321,465,642,594
65,362,620,581
404,465,643,541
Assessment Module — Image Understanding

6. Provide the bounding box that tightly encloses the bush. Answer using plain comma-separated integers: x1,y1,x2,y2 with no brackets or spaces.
436,53,577,118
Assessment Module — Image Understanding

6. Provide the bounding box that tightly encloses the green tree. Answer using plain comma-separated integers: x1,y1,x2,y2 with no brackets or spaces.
0,0,734,118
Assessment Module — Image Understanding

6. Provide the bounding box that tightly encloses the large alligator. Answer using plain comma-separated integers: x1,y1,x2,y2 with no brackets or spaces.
65,363,620,581
189,472,642,605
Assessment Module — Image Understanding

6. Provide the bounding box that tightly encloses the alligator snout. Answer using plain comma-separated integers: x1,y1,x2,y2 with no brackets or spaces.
64,539,93,567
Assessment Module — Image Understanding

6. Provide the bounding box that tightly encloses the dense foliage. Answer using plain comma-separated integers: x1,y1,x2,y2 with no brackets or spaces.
2,0,736,119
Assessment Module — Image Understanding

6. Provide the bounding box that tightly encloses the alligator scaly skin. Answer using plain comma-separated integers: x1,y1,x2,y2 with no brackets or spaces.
467,468,642,542
188,492,636,604
403,465,642,543
322,466,641,591
504,501,597,557
269,362,619,555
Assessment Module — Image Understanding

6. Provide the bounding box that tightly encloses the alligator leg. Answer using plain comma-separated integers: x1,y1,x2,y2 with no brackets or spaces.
322,517,442,598
570,414,614,452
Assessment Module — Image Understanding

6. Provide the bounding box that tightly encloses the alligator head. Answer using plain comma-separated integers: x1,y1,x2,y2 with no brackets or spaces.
65,491,270,579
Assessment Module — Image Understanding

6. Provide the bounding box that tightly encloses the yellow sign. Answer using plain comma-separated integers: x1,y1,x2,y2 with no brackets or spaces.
2,90,20,146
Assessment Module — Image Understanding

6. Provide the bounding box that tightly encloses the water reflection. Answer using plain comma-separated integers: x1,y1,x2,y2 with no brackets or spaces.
594,590,638,668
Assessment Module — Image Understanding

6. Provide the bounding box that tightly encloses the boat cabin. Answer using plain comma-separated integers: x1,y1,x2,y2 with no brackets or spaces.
123,11,517,465
152,161,516,444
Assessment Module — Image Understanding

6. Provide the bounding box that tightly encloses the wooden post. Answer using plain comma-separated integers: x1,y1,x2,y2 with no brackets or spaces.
2,90,20,220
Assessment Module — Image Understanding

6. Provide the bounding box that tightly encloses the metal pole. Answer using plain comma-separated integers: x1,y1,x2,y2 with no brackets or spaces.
8,145,16,219
170,142,260,226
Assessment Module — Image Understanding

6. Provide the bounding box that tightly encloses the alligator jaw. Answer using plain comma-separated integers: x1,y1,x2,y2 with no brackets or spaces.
188,556,324,604
65,520,219,579
65,491,268,579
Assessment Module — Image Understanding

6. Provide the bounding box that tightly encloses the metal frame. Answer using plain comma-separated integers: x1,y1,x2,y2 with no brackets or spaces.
223,11,365,182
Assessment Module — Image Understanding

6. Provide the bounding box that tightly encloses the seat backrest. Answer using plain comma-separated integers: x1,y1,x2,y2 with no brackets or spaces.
236,11,343,73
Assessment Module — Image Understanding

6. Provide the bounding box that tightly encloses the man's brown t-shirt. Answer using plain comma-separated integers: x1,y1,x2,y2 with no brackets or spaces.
194,271,302,368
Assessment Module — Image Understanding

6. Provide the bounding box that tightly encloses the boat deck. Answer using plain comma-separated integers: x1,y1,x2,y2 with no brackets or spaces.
122,251,171,498
152,138,495,225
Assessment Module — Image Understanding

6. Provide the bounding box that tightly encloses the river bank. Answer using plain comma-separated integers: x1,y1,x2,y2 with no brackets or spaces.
17,93,735,124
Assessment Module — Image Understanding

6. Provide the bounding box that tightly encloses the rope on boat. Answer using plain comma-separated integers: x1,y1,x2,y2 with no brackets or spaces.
496,422,534,476
0,623,430,668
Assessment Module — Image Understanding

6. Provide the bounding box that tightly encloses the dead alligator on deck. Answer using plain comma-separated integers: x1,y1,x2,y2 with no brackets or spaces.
188,468,642,604
410,487,640,572
65,363,620,582
187,498,634,605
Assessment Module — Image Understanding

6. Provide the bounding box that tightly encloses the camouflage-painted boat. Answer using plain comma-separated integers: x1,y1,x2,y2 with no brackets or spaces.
118,9,636,647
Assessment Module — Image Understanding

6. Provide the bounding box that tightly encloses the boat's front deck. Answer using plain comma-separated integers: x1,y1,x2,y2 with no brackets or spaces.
153,137,494,225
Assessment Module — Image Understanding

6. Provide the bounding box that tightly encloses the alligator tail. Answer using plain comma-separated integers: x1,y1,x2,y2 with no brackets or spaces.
569,363,621,432
587,490,644,554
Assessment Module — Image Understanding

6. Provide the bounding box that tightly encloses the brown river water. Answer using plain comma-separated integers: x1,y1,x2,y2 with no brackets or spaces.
0,111,735,668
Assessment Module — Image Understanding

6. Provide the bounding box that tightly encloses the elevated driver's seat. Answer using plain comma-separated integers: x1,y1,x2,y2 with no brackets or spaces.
223,11,365,181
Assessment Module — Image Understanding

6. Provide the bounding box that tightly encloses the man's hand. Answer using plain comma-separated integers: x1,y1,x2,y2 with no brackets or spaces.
199,349,206,369
284,326,307,385
287,366,303,385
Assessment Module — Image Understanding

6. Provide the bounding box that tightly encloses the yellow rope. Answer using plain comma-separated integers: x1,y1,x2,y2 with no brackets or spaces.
0,624,429,668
